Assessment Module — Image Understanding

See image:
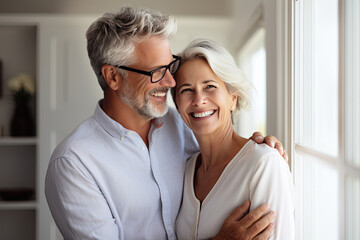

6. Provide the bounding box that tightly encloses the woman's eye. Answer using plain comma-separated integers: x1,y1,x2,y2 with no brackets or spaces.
180,88,193,94
205,85,217,89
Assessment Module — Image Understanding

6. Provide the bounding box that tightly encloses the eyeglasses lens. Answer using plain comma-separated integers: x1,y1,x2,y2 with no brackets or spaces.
151,58,180,83
152,68,167,83
169,59,180,74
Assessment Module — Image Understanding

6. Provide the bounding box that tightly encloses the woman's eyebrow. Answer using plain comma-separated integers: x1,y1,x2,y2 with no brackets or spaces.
203,80,217,84
177,83,192,89
177,80,218,90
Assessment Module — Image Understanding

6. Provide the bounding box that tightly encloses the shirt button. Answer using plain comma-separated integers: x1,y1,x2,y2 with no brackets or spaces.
141,146,146,151
120,136,125,141
126,131,132,135
168,226,172,231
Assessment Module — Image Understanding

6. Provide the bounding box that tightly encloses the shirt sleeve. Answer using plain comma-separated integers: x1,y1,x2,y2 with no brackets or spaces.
249,151,295,240
45,157,121,240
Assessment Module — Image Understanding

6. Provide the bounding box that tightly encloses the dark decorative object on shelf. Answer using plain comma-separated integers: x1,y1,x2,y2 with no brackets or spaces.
10,98,35,136
8,74,36,137
0,188,35,201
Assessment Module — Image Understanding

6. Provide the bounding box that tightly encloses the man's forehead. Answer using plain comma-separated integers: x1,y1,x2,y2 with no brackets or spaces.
134,37,173,66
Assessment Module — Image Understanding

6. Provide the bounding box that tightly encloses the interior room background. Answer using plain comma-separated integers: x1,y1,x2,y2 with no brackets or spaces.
0,0,359,239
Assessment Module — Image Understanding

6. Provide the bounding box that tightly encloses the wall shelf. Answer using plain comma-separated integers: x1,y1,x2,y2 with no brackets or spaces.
0,137,37,145
0,201,37,210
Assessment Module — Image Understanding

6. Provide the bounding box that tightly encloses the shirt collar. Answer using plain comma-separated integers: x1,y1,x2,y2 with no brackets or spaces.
93,100,165,139
151,118,164,128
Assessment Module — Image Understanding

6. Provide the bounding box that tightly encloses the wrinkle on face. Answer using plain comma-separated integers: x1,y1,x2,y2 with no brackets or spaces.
117,36,174,119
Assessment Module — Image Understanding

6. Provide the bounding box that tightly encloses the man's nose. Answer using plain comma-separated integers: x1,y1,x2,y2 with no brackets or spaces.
158,69,176,88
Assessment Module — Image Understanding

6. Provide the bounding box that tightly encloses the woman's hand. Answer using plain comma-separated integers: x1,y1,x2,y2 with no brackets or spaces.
250,132,288,162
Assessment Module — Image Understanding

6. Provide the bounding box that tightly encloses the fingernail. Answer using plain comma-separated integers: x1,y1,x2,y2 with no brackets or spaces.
269,141,275,148
279,148,283,155
264,203,270,210
255,136,263,142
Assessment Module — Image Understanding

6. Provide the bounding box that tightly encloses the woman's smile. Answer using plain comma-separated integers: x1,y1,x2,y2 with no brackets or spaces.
190,110,216,119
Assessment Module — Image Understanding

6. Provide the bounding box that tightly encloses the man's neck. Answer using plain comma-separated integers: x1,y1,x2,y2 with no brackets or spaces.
101,96,152,147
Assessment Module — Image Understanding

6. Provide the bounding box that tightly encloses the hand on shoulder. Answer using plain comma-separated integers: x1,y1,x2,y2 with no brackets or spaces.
250,132,288,162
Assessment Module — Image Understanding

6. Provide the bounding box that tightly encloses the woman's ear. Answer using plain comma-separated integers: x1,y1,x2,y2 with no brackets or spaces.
231,94,238,111
101,65,122,91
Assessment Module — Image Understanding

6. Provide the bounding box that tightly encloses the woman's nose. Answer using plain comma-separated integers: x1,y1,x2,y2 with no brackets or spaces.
192,91,207,107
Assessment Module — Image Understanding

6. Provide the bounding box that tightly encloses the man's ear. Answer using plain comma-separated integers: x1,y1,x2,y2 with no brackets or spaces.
101,65,122,91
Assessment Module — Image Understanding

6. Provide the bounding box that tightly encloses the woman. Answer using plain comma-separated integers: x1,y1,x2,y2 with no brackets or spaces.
173,39,295,240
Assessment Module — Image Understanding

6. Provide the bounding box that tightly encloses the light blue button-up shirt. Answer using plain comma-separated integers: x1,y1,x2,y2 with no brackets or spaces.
45,101,199,240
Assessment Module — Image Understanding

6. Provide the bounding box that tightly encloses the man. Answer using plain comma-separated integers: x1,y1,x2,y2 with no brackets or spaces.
45,6,287,239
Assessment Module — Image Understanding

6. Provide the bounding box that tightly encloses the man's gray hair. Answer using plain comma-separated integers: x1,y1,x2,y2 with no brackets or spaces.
86,6,177,90
173,39,251,114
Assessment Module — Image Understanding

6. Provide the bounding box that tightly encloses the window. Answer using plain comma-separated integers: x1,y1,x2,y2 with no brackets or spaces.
292,0,360,239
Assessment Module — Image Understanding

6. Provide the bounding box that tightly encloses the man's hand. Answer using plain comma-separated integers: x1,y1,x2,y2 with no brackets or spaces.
250,132,288,162
213,200,275,240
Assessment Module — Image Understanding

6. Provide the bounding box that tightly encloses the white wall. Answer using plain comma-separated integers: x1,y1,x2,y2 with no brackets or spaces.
230,0,263,52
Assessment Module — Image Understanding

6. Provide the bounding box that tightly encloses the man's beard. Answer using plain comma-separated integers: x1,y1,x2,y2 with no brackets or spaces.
119,80,169,120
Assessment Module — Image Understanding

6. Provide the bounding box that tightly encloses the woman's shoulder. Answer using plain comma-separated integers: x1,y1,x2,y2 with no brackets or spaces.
247,139,280,156
245,140,282,159
240,140,287,171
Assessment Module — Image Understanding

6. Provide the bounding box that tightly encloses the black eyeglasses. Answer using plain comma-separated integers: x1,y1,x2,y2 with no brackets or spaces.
114,55,181,83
